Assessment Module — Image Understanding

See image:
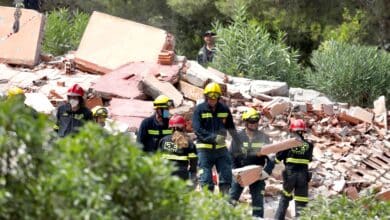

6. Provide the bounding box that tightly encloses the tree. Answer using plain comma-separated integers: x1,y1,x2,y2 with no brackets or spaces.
211,5,303,87
306,41,390,107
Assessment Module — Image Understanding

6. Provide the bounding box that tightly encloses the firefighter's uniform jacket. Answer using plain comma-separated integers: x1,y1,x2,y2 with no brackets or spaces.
230,129,274,217
56,103,93,137
192,101,240,191
192,101,239,149
275,135,314,219
158,134,197,180
137,114,172,153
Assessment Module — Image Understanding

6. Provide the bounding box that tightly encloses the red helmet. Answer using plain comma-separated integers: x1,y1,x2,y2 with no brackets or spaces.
289,119,306,131
169,115,186,128
67,84,84,97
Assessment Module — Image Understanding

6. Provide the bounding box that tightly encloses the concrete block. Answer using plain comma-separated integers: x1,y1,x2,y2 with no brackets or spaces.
338,111,361,125
257,138,303,155
232,165,262,187
178,80,203,101
75,11,167,74
141,74,183,107
0,6,45,66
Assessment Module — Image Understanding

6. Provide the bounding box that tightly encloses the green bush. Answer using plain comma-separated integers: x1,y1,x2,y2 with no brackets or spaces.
300,195,390,219
211,6,304,87
0,98,249,219
43,8,89,56
306,41,390,107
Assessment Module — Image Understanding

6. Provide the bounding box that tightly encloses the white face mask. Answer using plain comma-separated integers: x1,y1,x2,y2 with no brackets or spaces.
69,99,79,108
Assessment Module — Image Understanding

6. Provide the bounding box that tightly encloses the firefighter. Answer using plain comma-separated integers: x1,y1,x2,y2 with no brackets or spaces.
55,84,93,137
137,95,173,153
274,119,314,220
158,115,197,184
91,106,108,127
192,82,240,194
229,108,274,218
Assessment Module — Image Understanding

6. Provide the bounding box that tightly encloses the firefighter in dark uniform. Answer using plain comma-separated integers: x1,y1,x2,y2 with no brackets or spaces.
192,82,240,194
158,115,197,184
229,108,275,218
56,84,93,137
274,119,314,219
137,95,173,153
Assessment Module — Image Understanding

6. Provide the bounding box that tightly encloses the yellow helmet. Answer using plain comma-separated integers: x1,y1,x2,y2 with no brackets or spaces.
153,95,171,109
92,106,108,118
204,82,222,99
242,108,260,121
7,87,24,97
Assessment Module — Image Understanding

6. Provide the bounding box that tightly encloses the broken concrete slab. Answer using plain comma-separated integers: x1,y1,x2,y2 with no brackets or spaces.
263,98,291,118
24,92,54,114
178,80,203,102
91,62,146,99
349,107,374,124
75,11,167,74
141,74,183,107
182,61,224,87
250,80,289,97
0,6,45,67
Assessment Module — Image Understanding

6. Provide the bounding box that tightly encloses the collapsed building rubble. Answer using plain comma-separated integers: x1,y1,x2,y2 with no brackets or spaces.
0,9,388,218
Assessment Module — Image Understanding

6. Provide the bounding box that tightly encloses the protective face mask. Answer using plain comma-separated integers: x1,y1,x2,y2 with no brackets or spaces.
69,99,79,108
162,109,170,119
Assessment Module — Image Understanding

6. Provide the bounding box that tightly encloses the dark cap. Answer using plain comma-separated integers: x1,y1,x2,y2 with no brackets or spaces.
203,30,216,36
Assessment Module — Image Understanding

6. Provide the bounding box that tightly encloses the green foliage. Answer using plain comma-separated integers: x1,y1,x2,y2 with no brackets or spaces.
212,6,303,87
306,41,390,107
0,98,249,219
300,195,390,219
43,8,89,55
324,9,368,44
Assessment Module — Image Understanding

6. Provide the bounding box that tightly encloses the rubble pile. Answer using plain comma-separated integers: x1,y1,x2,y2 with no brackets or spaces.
0,8,389,204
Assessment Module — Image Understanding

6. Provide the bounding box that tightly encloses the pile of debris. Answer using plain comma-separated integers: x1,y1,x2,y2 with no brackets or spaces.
0,6,389,204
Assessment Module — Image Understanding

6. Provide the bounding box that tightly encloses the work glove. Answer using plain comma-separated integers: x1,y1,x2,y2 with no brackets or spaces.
215,134,225,145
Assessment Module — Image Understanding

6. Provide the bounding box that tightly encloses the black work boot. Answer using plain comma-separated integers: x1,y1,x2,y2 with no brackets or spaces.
275,195,291,220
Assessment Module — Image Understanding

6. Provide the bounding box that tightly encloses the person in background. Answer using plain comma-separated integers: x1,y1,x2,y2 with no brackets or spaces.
197,30,216,65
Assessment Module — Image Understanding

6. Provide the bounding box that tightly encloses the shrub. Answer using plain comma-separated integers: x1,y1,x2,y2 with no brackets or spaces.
306,41,390,107
211,5,304,87
43,8,89,56
0,98,249,219
300,195,390,219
